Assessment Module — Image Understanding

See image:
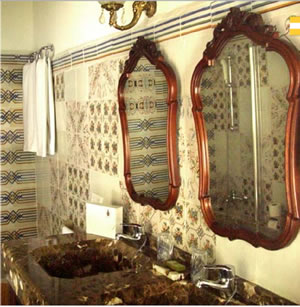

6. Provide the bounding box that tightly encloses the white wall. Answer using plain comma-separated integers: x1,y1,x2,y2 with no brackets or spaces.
1,1,196,54
217,233,300,304
0,1,34,53
32,1,196,55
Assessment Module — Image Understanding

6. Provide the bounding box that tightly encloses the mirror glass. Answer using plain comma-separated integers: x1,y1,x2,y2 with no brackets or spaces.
200,35,289,240
124,56,169,203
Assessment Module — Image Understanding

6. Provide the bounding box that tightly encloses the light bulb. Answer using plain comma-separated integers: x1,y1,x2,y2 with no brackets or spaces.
99,8,105,24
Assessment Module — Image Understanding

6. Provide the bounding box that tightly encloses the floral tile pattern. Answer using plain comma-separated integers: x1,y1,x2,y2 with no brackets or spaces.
65,101,89,169
54,73,65,102
67,165,89,201
88,59,122,100
119,180,140,225
88,99,119,176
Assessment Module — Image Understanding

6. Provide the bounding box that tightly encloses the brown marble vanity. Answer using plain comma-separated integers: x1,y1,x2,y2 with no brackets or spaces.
1,234,294,305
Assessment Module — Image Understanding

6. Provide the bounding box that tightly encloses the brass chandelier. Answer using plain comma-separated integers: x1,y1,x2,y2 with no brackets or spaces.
98,1,157,31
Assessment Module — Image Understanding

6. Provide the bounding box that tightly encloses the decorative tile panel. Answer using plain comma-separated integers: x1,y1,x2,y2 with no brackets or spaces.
0,150,35,165
88,99,118,176
67,165,89,201
0,58,37,242
54,73,65,102
37,51,217,260
88,59,121,100
0,68,22,84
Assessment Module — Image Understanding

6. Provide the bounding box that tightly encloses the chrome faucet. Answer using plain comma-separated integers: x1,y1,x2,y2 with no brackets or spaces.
115,223,147,251
116,223,144,241
196,265,237,303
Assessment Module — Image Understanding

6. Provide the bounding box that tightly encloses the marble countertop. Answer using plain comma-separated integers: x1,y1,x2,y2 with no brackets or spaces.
1,233,295,305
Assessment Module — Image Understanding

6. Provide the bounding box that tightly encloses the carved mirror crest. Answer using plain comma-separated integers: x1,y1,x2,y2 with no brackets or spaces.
191,8,300,249
118,36,180,210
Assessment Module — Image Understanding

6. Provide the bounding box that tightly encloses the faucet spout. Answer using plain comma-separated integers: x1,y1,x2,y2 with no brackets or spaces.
195,265,236,301
197,277,232,290
115,232,142,241
115,223,147,250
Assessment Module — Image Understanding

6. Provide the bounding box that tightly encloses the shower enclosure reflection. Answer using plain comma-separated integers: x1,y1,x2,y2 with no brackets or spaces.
200,35,289,239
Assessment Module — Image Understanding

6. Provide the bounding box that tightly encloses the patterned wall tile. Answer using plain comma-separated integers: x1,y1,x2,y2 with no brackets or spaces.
0,150,35,166
0,109,23,128
58,161,68,192
1,226,38,242
0,60,37,242
37,54,216,260
67,165,89,201
88,59,120,100
171,223,186,250
88,99,119,176
1,67,22,84
139,205,160,234
57,190,68,221
49,156,58,187
119,180,140,225
66,195,86,231
65,100,90,169
1,207,37,225
54,72,65,102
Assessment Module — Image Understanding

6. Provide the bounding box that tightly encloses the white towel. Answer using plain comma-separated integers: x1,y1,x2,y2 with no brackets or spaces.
35,57,48,157
47,57,56,155
23,61,37,152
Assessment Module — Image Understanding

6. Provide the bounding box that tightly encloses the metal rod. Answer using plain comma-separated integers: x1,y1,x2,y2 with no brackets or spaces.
38,44,54,56
227,56,235,131
249,45,259,228
29,44,54,62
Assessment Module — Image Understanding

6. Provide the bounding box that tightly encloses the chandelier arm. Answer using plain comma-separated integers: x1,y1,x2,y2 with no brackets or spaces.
112,1,156,31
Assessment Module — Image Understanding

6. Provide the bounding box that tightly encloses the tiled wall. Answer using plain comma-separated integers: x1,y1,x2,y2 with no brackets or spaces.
36,50,216,262
34,1,297,267
0,55,37,241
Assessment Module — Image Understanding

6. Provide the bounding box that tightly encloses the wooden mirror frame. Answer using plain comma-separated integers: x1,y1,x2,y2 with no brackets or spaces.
191,8,300,249
118,36,180,211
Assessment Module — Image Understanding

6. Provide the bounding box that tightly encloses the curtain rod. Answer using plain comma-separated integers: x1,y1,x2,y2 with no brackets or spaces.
29,44,55,61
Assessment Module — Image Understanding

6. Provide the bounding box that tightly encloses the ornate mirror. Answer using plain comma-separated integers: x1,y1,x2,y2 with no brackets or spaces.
191,8,300,249
118,36,180,210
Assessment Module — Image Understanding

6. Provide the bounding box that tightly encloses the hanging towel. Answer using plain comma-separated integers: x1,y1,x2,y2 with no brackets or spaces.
35,57,48,157
47,57,56,155
23,61,37,152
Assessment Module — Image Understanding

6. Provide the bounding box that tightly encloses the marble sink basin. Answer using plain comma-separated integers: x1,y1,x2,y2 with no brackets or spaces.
30,238,152,279
2,234,294,305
